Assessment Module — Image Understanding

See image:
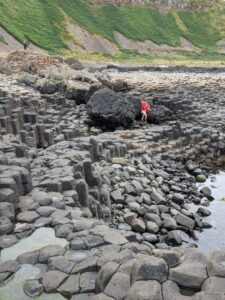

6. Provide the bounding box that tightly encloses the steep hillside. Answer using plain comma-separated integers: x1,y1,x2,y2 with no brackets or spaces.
0,0,225,60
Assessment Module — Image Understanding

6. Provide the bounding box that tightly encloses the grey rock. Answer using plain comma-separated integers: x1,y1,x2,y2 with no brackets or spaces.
0,260,20,273
0,272,12,284
146,221,159,234
80,271,98,293
0,234,18,248
23,280,43,297
130,218,146,233
17,211,39,223
95,261,119,292
153,249,181,267
39,245,66,263
168,230,182,245
49,256,75,273
105,272,131,300
132,256,168,283
172,193,185,204
175,213,195,230
163,217,177,230
151,190,167,205
57,274,80,296
202,276,225,292
43,270,68,292
0,202,15,221
17,250,39,265
0,216,14,234
104,230,128,245
169,251,208,289
125,280,163,300
73,256,98,273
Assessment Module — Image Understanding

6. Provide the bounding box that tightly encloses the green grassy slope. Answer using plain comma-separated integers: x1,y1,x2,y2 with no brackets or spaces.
0,0,224,54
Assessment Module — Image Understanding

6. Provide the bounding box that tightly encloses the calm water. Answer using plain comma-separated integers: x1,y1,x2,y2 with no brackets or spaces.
0,264,66,300
192,171,225,251
0,227,68,262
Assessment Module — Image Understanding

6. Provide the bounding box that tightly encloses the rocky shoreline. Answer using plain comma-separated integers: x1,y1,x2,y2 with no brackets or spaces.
1,52,225,299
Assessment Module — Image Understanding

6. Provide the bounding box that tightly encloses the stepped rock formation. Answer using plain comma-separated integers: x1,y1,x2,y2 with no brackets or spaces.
1,52,225,299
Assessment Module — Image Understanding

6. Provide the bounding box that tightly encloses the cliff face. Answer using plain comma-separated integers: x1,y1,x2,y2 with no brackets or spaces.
88,0,189,9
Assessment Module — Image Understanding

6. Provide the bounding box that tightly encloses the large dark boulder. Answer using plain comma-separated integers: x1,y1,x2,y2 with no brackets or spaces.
87,88,135,129
147,105,173,124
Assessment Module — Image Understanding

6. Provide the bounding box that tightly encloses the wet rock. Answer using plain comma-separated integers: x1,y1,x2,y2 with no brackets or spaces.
0,234,18,248
39,245,66,263
0,272,11,284
196,175,206,182
57,274,80,296
175,213,195,230
197,207,211,217
43,270,68,292
49,256,75,274
167,230,182,245
17,250,40,265
200,187,211,197
23,280,43,297
0,260,20,273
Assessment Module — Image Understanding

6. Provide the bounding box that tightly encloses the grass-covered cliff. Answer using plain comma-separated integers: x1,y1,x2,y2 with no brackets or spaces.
0,0,225,61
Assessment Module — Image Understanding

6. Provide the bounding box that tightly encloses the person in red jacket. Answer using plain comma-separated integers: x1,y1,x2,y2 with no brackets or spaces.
141,101,151,123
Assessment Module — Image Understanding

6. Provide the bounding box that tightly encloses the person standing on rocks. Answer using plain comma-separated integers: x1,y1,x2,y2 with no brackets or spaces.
141,100,150,123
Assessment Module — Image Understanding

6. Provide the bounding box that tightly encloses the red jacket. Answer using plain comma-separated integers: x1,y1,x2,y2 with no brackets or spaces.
141,101,150,112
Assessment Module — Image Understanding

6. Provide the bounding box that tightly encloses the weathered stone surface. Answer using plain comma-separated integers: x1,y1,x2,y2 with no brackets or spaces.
130,218,146,233
202,276,225,293
95,261,119,292
57,274,80,296
23,280,43,297
132,256,168,283
17,250,40,265
0,216,14,235
39,245,66,263
43,270,68,292
125,280,163,300
169,251,208,289
175,213,195,230
80,272,98,293
105,272,131,300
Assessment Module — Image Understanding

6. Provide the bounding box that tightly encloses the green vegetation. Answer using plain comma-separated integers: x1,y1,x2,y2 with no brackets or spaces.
0,0,224,56
0,0,67,51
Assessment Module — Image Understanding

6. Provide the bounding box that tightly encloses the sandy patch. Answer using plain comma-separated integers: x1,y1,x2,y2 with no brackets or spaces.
0,26,45,53
67,23,118,55
114,31,201,54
